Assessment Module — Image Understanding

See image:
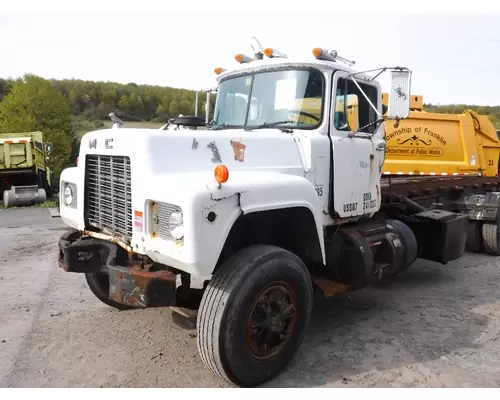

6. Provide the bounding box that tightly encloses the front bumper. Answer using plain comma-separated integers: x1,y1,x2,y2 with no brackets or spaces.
58,230,177,308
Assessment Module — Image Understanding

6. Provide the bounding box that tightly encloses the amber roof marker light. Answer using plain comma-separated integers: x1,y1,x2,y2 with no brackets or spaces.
234,54,254,64
312,47,323,57
263,47,287,59
214,67,227,75
312,47,355,66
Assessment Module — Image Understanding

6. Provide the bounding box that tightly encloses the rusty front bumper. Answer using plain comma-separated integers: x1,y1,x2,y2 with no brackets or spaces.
58,230,177,308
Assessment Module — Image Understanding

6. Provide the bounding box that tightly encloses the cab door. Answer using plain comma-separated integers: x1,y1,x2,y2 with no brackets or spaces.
329,71,383,218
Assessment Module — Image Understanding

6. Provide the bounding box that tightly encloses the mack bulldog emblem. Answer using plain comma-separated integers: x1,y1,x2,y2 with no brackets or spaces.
230,140,246,162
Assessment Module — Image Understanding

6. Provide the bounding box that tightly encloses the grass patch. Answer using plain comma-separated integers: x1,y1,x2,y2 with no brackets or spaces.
34,200,58,208
0,199,57,209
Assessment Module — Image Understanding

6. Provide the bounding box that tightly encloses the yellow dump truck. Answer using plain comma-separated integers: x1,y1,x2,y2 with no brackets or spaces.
0,131,54,207
378,94,500,254
381,94,500,177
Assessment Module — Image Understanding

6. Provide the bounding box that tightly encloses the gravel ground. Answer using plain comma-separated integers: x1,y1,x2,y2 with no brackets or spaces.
1,207,500,388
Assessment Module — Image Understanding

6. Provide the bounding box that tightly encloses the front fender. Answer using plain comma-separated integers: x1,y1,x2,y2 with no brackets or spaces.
206,171,326,264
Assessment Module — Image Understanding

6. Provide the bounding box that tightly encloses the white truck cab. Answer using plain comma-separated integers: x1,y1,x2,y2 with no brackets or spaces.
58,38,432,387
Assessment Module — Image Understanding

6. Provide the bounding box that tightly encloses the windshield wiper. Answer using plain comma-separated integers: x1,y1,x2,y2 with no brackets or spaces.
246,120,297,132
262,120,296,127
210,123,243,130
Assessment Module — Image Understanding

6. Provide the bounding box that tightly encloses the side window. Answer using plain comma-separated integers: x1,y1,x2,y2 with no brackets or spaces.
335,77,379,134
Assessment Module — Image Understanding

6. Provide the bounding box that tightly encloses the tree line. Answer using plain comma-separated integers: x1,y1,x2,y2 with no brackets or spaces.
423,103,500,130
0,76,215,123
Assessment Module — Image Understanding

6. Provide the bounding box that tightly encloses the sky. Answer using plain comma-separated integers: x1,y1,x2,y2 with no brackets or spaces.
1,12,499,106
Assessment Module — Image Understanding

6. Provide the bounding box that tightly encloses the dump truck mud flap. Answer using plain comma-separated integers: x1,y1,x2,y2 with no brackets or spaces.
58,230,177,308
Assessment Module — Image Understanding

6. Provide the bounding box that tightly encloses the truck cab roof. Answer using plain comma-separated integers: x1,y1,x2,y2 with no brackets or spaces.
215,54,371,83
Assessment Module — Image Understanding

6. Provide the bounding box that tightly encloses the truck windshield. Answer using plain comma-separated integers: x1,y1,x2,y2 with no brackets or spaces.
211,68,324,130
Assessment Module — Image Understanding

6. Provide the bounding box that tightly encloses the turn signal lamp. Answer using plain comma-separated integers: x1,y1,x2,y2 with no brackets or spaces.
76,156,79,166
215,165,229,184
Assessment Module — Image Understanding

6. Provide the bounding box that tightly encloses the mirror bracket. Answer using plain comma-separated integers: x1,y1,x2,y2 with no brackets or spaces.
347,66,412,121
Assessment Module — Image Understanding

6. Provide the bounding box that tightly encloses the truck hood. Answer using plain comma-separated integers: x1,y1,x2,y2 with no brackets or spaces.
80,128,308,176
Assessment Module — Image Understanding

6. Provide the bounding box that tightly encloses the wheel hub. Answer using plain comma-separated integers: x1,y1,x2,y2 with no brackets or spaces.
245,283,297,360
269,315,285,332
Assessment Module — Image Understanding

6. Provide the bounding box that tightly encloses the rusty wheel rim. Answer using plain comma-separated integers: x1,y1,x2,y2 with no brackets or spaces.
244,282,297,360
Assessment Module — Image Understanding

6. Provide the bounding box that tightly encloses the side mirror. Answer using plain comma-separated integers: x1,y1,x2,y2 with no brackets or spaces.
386,69,412,120
44,142,53,155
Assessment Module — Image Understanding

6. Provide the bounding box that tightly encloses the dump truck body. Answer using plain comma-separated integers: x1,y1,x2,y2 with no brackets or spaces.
0,131,53,207
381,95,500,177
383,110,500,177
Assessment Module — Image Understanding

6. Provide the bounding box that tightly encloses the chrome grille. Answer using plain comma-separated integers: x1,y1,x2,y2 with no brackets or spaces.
85,155,132,242
151,201,182,241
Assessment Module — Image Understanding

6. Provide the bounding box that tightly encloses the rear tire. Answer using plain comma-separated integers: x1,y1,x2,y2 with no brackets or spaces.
85,273,133,310
196,244,313,387
466,220,484,253
482,216,500,256
39,171,53,198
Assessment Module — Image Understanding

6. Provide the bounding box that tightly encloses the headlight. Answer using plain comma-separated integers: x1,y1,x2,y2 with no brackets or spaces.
150,203,184,241
168,211,184,240
64,184,73,206
168,211,183,227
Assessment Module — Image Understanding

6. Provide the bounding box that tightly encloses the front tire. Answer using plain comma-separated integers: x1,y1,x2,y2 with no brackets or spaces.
196,245,313,387
85,273,133,311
